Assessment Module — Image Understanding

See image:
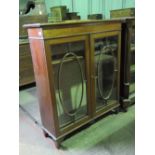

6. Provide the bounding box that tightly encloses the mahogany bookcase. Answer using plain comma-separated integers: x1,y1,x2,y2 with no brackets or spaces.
24,19,122,148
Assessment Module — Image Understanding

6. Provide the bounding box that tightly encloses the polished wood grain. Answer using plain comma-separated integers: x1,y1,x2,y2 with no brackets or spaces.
24,19,124,28
29,32,60,137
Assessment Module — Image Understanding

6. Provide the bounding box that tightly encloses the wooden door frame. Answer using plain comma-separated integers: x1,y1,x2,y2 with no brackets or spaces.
44,35,92,136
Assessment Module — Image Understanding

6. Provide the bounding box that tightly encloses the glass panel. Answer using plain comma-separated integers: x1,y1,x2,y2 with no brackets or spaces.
94,36,119,110
50,41,88,128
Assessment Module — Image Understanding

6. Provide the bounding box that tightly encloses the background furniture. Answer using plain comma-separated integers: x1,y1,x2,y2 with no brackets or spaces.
19,0,48,87
24,20,122,148
110,8,135,18
19,39,35,86
110,8,135,110
120,18,135,110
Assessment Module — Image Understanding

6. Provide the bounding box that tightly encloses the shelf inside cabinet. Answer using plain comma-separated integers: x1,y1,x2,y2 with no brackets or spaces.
95,52,114,60
95,43,118,51
52,56,84,65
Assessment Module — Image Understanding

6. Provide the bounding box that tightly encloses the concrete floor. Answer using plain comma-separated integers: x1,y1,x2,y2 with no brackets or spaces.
19,87,135,155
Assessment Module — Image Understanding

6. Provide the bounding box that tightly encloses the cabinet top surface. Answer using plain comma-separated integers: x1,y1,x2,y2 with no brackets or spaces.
23,17,134,29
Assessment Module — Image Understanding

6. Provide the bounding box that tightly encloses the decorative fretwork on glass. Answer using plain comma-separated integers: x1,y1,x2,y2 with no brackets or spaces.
94,36,119,110
50,41,88,128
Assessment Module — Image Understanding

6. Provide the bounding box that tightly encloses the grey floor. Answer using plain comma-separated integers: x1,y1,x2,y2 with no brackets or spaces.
19,87,135,155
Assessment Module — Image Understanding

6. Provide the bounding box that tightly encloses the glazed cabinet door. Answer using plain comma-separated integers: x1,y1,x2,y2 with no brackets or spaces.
90,31,121,116
45,36,91,132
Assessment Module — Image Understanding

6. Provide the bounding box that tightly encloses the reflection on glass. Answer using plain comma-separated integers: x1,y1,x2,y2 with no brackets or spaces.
50,41,88,128
94,36,118,110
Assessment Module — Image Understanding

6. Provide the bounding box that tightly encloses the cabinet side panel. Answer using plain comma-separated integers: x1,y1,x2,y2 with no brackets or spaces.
28,29,59,137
